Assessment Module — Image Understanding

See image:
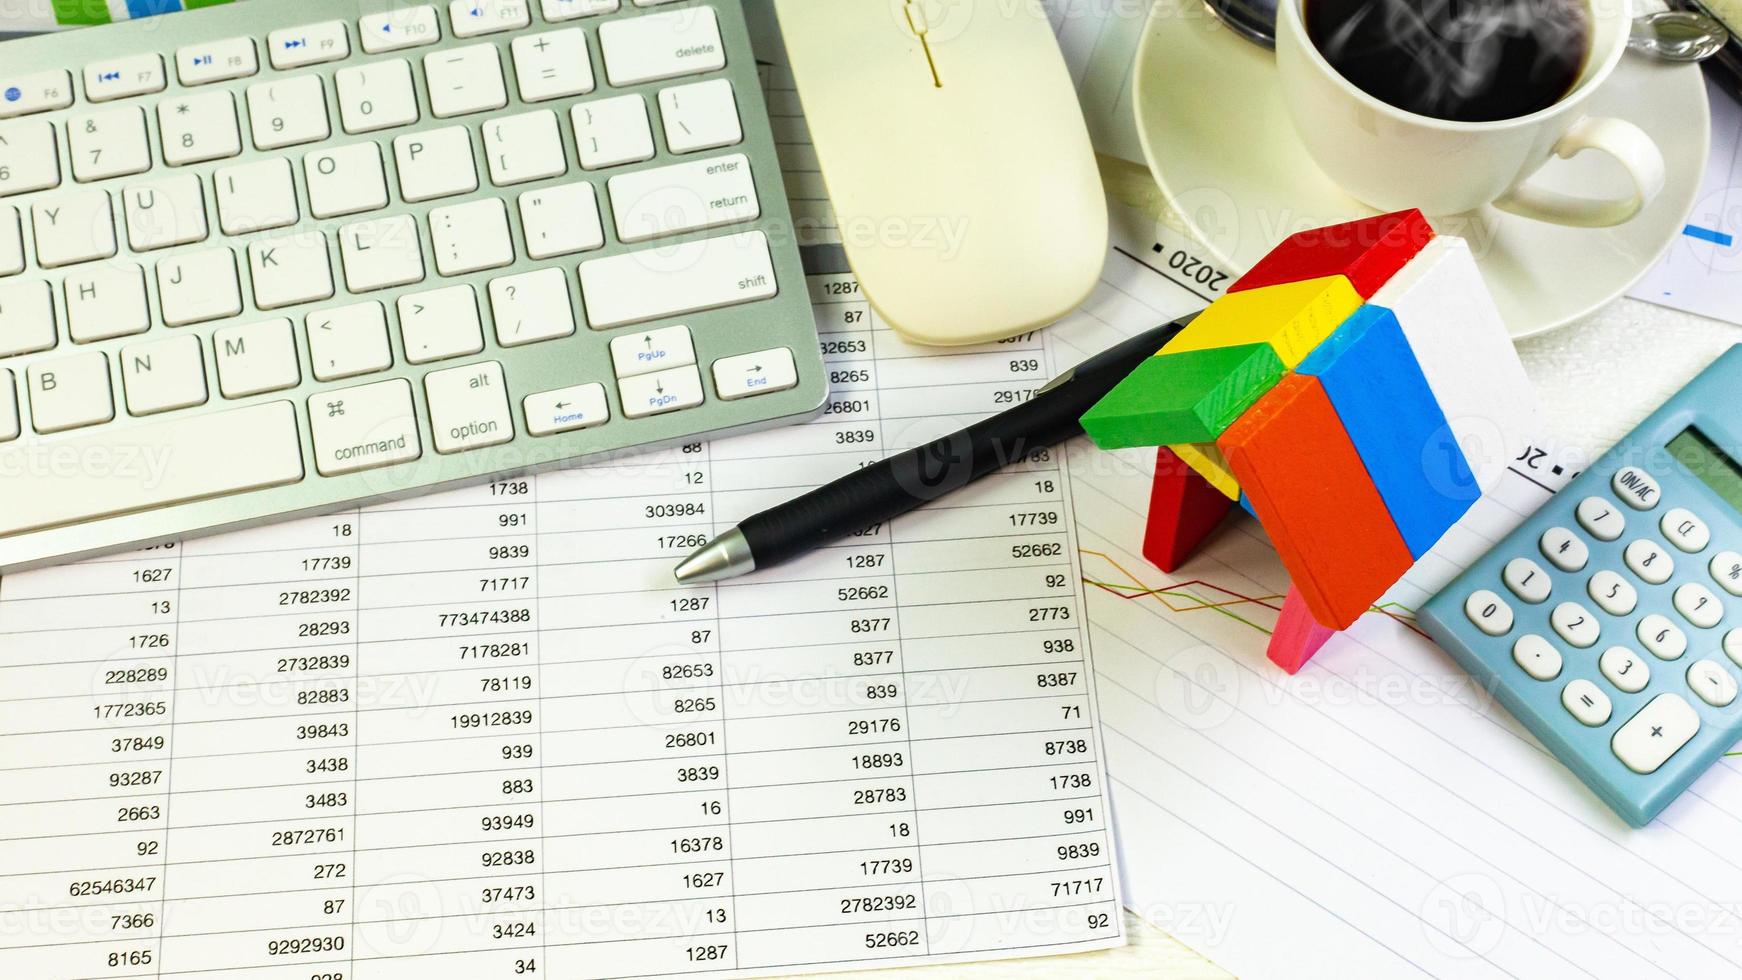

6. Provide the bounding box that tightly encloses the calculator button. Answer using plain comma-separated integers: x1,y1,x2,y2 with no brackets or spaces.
1660,507,1710,553
1623,539,1675,585
1561,679,1613,727
1539,527,1589,572
1550,601,1600,648
1600,646,1651,693
1502,557,1552,604
1711,551,1742,596
1726,629,1742,669
1638,613,1688,661
1673,582,1724,629
1611,693,1700,774
1463,590,1514,636
1574,496,1626,541
1612,466,1662,510
1586,570,1637,617
1512,634,1562,681
1687,659,1738,708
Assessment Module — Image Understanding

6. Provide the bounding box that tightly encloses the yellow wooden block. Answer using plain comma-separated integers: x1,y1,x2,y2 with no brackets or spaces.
1162,276,1362,368
1171,442,1241,500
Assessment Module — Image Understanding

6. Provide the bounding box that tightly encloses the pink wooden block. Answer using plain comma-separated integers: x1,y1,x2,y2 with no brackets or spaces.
1268,586,1335,674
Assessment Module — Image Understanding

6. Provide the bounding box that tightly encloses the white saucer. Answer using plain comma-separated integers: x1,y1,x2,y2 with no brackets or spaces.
1132,0,1711,338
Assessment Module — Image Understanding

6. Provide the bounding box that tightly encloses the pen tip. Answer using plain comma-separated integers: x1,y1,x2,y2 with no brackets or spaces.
673,527,756,584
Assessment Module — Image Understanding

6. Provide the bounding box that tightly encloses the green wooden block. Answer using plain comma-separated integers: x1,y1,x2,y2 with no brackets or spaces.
1081,343,1287,449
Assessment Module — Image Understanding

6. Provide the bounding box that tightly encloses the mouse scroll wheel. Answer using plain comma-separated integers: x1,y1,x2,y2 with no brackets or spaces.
902,0,930,36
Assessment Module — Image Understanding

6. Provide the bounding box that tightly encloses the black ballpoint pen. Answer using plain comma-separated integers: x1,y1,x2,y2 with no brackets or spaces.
673,315,1195,583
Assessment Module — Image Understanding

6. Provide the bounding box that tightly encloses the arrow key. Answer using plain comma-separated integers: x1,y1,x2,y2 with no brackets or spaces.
713,347,798,401
610,324,694,378
525,382,609,436
619,364,703,419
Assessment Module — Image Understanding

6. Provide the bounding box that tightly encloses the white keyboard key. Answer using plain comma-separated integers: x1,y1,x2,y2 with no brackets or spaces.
512,28,595,102
484,109,567,186
0,280,57,357
543,0,619,19
361,6,442,54
1574,496,1625,542
65,263,149,343
26,351,112,433
268,21,351,69
1713,551,1742,596
1612,693,1700,774
579,230,777,329
573,95,654,170
525,382,608,435
69,107,152,182
309,378,422,476
176,37,258,85
659,78,742,154
122,174,208,250
398,284,483,363
488,267,575,347
249,233,336,310
1586,569,1637,617
598,7,724,87
157,248,242,326
425,45,508,118
0,207,20,275
610,153,758,243
426,360,513,453
0,401,304,536
1727,628,1742,670
1638,613,1688,661
610,324,694,378
430,198,514,276
619,364,704,419
1625,538,1675,585
216,159,299,235
120,334,207,416
713,347,798,400
337,60,420,135
34,191,118,268
1661,507,1710,553
1538,526,1588,572
0,70,73,118
215,318,301,398
518,183,603,258
1600,645,1650,694
339,215,425,292
1687,659,1738,708
307,301,393,381
1502,557,1552,604
1673,582,1724,629
247,75,331,150
305,142,389,218
159,91,242,165
1549,601,1600,648
84,54,166,103
451,0,531,37
0,120,60,197
1511,634,1561,681
0,370,15,442
393,126,479,201
1561,678,1611,726
1612,466,1662,509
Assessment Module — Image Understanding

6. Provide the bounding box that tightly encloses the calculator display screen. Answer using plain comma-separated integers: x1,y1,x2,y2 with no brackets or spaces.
1666,427,1742,512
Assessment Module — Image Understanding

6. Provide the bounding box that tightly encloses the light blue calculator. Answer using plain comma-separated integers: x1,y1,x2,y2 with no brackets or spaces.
1421,345,1742,827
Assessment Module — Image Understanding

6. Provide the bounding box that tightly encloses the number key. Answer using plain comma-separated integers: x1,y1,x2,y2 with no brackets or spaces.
1637,613,1688,660
1550,601,1600,648
1575,496,1625,541
1600,645,1650,693
1540,526,1588,572
1464,589,1513,636
1673,582,1724,629
1586,569,1637,616
1624,539,1674,585
1503,557,1552,604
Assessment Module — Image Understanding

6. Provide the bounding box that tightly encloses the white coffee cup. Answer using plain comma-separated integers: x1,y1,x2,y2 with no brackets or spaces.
1275,0,1666,227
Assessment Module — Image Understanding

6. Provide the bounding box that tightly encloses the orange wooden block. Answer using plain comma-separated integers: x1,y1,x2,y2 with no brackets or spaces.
1218,374,1414,630
1143,446,1234,573
1268,586,1335,674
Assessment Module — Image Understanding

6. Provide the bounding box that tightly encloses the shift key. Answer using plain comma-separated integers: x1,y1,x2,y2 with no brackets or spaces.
579,230,776,329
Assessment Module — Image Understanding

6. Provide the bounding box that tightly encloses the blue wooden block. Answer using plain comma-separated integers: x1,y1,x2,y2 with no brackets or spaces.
1295,305,1477,557
1238,494,1257,519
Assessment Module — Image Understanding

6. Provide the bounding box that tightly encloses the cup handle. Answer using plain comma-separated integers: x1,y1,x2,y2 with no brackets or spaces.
1491,117,1667,228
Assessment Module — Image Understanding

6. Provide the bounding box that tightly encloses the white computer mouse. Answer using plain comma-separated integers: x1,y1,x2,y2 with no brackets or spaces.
773,0,1108,346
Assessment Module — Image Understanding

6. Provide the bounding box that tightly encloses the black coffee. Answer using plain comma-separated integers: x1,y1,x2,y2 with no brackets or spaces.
1306,0,1591,123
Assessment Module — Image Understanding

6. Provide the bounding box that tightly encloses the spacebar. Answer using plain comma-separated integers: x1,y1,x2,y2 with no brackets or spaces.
0,401,305,537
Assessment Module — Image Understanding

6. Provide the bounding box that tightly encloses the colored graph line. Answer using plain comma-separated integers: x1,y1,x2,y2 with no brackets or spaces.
1684,224,1736,248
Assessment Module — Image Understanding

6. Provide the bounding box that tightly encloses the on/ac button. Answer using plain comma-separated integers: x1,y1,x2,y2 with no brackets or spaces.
1611,466,1661,510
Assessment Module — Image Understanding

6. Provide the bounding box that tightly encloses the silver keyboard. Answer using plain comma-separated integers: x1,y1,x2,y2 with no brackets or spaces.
0,0,825,573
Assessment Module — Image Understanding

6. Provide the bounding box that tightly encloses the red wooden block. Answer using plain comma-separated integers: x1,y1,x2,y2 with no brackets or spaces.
1268,586,1335,674
1218,374,1414,630
1143,446,1234,573
1229,210,1435,299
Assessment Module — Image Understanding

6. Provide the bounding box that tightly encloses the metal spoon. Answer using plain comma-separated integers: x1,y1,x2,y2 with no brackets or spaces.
1203,0,1728,63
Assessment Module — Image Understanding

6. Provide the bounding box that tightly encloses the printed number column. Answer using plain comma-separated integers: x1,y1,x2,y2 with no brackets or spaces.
156,516,360,977
718,273,930,969
350,480,544,979
0,544,180,977
536,443,737,975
